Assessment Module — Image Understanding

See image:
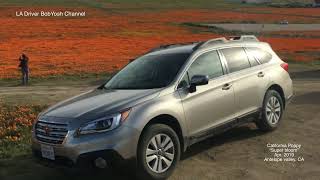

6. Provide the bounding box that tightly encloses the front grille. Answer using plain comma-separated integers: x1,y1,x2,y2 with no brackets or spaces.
35,121,68,144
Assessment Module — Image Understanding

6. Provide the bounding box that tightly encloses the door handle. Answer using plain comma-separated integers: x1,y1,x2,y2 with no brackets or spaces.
222,83,232,90
257,72,265,77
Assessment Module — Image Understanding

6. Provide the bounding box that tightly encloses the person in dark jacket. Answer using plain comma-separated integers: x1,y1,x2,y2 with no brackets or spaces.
19,53,29,85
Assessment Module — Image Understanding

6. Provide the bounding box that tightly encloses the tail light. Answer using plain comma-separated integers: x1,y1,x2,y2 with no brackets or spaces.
281,63,289,72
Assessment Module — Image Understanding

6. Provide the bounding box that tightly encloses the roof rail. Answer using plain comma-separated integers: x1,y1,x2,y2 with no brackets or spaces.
148,35,260,53
229,35,259,42
194,35,259,51
196,37,228,50
148,41,200,53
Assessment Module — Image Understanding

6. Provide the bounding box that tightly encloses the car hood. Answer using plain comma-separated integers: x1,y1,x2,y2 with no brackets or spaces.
42,88,161,119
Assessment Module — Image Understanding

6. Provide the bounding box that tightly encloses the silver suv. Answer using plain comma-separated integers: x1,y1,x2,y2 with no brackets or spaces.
32,35,293,179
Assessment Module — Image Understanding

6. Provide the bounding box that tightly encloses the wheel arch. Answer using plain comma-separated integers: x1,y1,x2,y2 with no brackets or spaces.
138,114,186,154
266,84,286,109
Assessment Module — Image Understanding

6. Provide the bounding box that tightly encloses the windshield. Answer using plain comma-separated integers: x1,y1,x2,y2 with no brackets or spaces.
104,53,190,89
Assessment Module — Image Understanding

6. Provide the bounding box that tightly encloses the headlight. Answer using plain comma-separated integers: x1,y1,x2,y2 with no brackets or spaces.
78,108,131,135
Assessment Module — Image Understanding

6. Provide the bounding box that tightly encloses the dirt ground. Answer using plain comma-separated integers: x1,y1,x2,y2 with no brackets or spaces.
0,63,319,180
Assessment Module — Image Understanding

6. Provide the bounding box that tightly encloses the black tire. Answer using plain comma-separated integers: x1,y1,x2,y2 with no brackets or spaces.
256,90,284,131
137,124,181,180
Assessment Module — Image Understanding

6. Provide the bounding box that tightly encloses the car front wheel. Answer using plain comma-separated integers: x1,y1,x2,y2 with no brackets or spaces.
137,124,180,180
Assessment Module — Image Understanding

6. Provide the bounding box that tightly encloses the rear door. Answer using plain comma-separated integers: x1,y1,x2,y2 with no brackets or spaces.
220,47,269,117
178,50,236,136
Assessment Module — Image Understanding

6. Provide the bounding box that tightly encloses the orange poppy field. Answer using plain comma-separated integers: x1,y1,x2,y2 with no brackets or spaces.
0,104,41,144
0,6,319,79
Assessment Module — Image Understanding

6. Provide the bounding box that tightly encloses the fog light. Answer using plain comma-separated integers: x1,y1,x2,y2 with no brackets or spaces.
94,157,107,169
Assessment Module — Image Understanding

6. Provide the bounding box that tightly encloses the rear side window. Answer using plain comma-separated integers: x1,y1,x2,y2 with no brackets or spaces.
245,49,260,67
188,50,224,79
246,47,272,64
221,47,250,73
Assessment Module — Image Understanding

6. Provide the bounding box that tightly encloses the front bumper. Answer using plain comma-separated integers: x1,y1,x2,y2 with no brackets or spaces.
32,125,140,167
32,149,124,168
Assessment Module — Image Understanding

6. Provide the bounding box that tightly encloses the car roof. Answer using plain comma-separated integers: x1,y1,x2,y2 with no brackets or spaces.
146,35,270,56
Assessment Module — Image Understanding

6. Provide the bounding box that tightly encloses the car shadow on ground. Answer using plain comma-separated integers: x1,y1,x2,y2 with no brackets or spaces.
181,123,264,161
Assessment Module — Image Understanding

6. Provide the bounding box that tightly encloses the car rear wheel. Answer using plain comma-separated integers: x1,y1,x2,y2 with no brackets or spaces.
256,90,284,131
137,124,180,180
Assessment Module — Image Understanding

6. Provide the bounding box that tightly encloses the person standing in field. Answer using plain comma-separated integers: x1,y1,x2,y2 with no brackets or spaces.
18,53,29,85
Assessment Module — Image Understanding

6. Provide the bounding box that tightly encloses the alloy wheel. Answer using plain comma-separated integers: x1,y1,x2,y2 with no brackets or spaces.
265,96,281,125
145,133,175,173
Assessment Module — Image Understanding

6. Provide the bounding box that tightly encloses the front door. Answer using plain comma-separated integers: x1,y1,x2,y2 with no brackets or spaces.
178,50,236,136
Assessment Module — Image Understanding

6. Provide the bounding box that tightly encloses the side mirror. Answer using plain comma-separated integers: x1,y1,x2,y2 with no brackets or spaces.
189,75,209,93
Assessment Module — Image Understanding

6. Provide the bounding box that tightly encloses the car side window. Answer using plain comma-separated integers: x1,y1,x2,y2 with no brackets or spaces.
246,47,272,64
221,47,251,73
188,50,224,79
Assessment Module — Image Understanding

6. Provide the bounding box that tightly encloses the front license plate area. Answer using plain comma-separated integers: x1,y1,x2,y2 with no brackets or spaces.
41,144,55,160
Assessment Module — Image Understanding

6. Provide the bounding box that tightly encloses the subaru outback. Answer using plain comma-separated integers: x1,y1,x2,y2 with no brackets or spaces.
32,35,293,179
